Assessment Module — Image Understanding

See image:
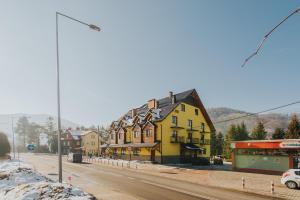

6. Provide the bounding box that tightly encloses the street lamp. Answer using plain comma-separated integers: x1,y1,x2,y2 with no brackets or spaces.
56,12,100,183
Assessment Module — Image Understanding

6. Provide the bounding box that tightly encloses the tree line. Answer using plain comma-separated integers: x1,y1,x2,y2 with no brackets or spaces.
14,116,57,153
211,114,300,158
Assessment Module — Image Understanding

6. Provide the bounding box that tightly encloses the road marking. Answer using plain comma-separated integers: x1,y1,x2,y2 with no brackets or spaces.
140,180,219,200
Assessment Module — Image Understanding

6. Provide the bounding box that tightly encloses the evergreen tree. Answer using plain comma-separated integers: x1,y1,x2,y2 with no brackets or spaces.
45,117,58,153
216,132,224,155
272,128,285,139
236,122,249,140
210,131,217,156
223,124,236,159
0,132,11,156
227,124,237,141
251,121,267,140
285,114,300,139
223,134,231,159
15,116,30,150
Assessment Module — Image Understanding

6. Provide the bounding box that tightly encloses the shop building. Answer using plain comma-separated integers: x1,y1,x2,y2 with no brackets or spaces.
231,139,300,174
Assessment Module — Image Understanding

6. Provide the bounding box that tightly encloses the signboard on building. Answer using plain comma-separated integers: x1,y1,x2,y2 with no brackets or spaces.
280,140,300,148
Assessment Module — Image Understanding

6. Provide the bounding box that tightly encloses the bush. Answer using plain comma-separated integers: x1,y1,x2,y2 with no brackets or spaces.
33,145,50,153
0,132,11,156
192,157,210,165
213,158,223,165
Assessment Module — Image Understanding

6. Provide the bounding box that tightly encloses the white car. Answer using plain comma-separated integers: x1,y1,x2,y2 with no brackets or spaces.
281,169,300,189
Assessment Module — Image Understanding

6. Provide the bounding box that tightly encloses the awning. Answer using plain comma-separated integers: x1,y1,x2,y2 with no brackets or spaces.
130,142,159,148
182,144,204,151
101,142,159,149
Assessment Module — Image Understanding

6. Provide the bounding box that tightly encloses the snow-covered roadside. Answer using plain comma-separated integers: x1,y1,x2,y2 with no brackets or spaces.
0,159,95,200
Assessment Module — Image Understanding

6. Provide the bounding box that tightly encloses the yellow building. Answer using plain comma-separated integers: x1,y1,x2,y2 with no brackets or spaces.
81,131,101,156
102,89,215,164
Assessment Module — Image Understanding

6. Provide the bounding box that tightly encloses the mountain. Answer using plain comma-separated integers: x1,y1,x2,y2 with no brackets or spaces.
0,114,80,139
207,107,292,137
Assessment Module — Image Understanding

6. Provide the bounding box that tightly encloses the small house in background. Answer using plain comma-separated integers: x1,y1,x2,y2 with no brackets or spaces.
231,139,300,174
81,130,101,156
61,129,83,155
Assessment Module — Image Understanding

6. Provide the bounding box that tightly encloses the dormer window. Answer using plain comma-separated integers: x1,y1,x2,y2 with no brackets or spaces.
134,131,139,138
146,129,152,137
195,109,198,115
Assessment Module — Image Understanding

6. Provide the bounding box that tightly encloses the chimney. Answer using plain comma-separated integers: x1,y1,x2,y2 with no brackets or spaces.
131,108,137,118
148,99,158,109
169,91,173,99
169,91,176,104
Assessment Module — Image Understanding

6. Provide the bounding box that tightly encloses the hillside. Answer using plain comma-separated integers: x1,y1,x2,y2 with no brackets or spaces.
207,107,292,136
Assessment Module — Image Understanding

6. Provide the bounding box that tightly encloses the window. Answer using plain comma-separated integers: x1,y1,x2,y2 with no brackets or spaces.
200,123,205,132
113,149,118,155
188,120,193,128
171,130,177,137
133,148,140,156
134,131,139,138
195,109,198,115
295,171,300,176
146,129,152,137
181,104,185,112
172,116,178,126
121,148,126,155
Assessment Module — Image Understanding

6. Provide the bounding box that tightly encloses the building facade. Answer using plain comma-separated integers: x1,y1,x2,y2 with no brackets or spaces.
231,139,300,174
81,131,101,156
102,89,215,164
61,129,82,155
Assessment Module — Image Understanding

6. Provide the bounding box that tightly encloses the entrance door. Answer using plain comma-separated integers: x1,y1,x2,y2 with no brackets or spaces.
151,150,155,162
293,157,300,169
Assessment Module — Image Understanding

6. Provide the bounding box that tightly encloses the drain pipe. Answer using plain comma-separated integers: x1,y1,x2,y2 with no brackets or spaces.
160,124,163,164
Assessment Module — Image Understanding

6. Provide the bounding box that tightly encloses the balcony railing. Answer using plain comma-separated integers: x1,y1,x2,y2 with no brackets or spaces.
186,138,199,144
200,139,210,145
170,136,185,143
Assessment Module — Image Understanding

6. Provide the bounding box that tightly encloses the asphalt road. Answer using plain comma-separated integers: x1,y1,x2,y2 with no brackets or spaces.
21,154,281,200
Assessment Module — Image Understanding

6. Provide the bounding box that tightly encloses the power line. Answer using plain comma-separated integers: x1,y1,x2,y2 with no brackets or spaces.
214,100,300,124
241,6,300,67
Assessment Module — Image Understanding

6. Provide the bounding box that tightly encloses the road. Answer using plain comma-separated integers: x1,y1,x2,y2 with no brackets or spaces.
21,154,281,200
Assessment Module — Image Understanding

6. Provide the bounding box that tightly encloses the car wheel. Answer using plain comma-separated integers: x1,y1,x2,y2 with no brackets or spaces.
286,181,298,189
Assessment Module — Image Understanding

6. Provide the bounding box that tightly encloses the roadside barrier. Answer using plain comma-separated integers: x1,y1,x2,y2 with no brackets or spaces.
68,176,72,185
242,177,245,189
271,181,274,194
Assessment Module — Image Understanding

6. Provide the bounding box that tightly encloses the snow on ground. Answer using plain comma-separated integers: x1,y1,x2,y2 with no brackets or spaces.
0,159,95,200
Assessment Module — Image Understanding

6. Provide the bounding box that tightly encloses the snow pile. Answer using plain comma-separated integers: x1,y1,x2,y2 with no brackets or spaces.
0,160,95,200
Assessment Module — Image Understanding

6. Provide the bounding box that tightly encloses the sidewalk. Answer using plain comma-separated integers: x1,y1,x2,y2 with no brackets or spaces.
84,157,300,200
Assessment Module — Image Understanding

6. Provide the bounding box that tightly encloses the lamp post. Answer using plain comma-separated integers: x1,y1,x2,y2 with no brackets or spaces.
56,12,100,183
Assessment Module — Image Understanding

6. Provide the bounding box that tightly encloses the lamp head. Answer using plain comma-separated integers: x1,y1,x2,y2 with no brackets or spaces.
89,24,101,32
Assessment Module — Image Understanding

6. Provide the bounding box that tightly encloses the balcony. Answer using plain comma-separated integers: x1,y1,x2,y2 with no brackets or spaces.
170,136,185,143
186,138,199,144
200,139,210,145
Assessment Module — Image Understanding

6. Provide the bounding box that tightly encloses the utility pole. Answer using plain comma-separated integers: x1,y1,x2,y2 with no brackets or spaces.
11,117,15,159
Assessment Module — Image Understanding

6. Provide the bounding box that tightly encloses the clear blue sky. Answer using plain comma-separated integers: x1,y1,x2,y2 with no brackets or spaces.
0,1,300,126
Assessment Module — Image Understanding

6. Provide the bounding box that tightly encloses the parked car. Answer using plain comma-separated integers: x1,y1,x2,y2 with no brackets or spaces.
213,158,223,165
281,169,300,189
